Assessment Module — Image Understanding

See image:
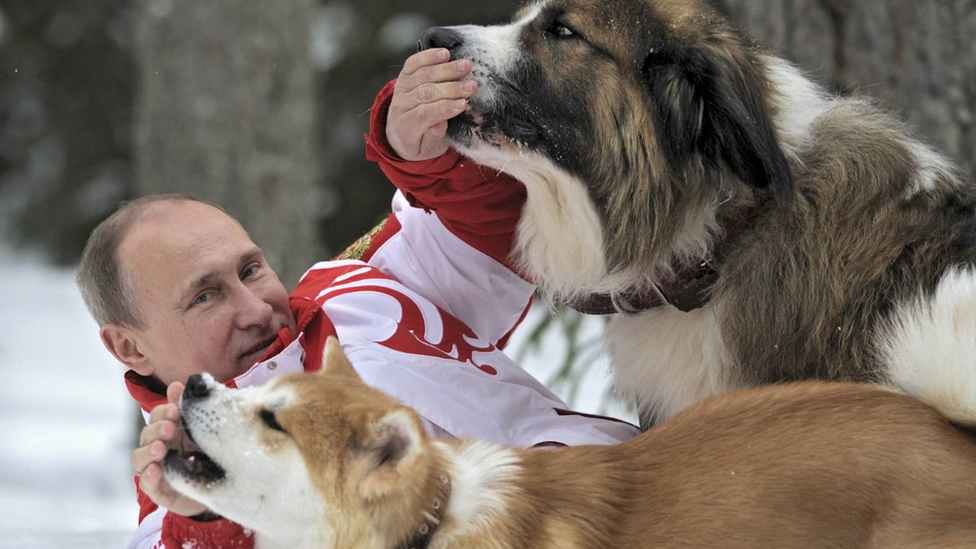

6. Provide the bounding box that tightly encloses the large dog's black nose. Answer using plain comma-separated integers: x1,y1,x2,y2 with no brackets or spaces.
184,374,211,400
418,27,464,57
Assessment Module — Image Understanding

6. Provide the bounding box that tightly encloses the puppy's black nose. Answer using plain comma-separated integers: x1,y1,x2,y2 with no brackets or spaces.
418,27,464,56
184,374,211,400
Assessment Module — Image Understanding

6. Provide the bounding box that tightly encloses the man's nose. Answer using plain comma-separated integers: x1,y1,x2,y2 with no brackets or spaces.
234,287,274,329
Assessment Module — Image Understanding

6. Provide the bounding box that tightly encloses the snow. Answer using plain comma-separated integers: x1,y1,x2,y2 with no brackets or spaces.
0,244,629,548
0,246,137,548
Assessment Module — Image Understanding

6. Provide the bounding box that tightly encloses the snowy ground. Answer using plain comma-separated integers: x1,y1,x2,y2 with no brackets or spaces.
0,244,630,548
0,246,137,548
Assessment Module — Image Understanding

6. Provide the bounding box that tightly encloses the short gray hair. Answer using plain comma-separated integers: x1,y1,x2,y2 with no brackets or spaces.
77,194,205,328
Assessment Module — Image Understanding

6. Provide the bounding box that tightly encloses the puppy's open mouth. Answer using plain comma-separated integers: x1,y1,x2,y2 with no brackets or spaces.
164,449,227,483
163,416,226,483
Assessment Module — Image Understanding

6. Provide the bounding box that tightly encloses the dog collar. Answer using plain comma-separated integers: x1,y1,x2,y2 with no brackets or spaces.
395,473,452,549
566,203,760,315
566,260,717,314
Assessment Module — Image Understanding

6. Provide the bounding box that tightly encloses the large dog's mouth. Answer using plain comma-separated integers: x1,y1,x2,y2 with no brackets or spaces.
164,448,227,483
448,101,540,149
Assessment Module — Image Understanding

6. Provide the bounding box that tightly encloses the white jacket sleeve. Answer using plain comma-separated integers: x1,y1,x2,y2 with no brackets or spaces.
125,508,163,549
367,191,535,346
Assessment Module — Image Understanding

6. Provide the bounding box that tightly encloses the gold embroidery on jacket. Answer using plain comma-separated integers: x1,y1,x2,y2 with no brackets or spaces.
336,219,388,261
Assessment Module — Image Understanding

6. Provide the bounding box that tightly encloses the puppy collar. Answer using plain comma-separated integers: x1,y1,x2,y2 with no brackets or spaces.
396,473,452,549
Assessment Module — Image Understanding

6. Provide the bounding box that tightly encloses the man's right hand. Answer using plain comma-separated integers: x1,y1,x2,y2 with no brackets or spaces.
386,48,478,161
130,381,210,518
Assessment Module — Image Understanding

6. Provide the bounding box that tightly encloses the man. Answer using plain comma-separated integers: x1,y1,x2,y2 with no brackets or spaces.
79,49,639,549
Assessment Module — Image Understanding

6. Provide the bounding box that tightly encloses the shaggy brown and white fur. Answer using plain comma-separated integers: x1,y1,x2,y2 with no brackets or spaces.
422,0,976,426
164,338,976,549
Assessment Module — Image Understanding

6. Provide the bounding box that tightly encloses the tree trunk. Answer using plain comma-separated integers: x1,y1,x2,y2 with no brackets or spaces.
134,0,319,287
710,0,976,177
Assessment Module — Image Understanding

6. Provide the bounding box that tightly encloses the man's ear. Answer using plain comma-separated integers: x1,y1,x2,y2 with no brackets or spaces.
356,409,425,500
321,336,361,380
100,323,154,377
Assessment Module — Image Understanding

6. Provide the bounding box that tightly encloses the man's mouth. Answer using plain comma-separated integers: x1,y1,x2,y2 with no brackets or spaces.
240,336,277,363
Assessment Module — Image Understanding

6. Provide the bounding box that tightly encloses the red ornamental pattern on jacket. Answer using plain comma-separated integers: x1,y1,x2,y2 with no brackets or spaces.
308,264,500,376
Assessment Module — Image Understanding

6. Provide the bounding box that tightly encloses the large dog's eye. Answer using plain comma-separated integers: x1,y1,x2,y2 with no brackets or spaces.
260,409,286,433
544,19,576,39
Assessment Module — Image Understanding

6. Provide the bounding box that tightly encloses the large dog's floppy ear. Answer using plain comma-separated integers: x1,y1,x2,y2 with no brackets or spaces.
321,336,361,380
357,409,425,499
643,39,793,192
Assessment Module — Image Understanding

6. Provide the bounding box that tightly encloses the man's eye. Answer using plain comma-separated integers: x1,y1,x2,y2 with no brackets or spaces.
241,264,259,280
191,291,215,306
260,409,286,433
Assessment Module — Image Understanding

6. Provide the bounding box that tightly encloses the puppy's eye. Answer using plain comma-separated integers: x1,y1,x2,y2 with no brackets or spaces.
260,409,286,433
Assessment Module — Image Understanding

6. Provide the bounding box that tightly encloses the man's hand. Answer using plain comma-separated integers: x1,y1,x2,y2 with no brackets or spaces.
386,48,478,161
131,381,210,518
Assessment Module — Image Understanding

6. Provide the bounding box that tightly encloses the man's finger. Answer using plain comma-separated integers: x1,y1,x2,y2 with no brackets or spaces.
167,381,185,406
411,78,478,108
392,81,477,133
428,121,448,138
139,463,177,506
146,402,179,426
401,48,451,77
398,59,473,94
131,439,167,474
416,97,471,130
138,411,178,446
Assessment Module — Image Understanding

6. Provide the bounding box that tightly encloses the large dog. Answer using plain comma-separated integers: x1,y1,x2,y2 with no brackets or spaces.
164,338,976,549
420,0,976,426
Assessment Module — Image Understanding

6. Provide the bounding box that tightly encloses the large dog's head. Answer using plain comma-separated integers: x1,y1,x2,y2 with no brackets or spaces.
424,0,793,295
163,338,445,548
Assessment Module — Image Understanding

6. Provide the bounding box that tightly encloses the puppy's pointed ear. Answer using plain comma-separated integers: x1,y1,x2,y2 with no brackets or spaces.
321,336,361,380
357,409,425,499
643,39,793,193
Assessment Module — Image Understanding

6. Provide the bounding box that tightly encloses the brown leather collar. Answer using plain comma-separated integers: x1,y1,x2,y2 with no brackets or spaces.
566,260,717,314
566,207,756,315
395,473,452,549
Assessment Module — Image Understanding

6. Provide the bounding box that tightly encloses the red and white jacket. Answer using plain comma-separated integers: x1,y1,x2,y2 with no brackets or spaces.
124,80,640,549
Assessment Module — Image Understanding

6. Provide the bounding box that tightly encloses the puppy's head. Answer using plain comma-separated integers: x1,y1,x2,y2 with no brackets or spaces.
163,337,436,547
423,0,792,281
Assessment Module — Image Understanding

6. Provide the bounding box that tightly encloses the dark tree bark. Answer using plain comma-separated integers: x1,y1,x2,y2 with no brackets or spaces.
710,0,976,176
315,0,521,255
0,0,134,264
134,0,319,287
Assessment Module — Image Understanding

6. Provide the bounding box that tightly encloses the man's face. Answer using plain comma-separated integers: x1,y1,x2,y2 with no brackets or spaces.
111,201,297,387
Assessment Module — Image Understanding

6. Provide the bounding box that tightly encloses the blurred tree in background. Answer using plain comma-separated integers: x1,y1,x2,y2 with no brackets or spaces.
135,0,318,287
0,0,518,279
0,0,974,410
0,0,133,265
710,0,976,171
4,0,972,269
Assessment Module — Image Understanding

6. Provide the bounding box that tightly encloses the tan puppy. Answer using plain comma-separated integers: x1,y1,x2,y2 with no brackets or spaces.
165,338,976,549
